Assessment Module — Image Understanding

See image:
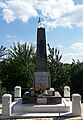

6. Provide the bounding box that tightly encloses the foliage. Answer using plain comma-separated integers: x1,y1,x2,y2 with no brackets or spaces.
0,46,9,60
0,43,83,99
0,87,6,96
47,44,62,62
47,44,71,95
0,46,9,93
70,60,83,99
47,44,63,93
62,64,71,86
1,43,36,92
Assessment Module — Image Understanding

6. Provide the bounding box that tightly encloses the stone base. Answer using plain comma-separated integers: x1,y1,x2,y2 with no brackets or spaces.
13,98,71,114
34,72,51,89
22,92,62,104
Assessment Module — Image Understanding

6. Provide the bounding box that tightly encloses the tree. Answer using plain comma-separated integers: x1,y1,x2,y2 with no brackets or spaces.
62,63,71,86
0,45,10,94
0,45,8,60
2,42,36,92
47,44,71,95
47,44,62,62
47,44,64,94
70,60,83,99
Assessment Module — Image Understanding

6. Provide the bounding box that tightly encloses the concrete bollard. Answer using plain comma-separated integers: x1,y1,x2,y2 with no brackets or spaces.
72,94,81,116
2,94,12,116
64,86,70,101
14,86,21,101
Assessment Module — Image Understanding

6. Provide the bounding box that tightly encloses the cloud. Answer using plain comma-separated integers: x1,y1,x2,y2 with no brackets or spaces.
39,0,83,28
57,44,62,49
6,35,36,49
61,42,83,63
0,0,38,23
0,1,7,8
61,52,77,63
61,52,83,63
61,53,74,63
37,0,74,19
0,0,83,28
6,35,26,45
6,35,36,53
71,43,83,52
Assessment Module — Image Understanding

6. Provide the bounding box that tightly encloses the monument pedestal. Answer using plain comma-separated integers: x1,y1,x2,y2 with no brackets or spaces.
22,91,62,104
34,72,51,89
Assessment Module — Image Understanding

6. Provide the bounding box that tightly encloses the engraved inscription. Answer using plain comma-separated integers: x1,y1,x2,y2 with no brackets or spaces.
34,72,50,88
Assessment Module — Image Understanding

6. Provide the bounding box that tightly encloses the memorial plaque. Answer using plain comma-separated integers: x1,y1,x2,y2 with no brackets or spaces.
34,72,50,88
37,98,47,104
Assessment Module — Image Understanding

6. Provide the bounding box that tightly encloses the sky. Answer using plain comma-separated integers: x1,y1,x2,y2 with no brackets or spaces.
0,0,83,63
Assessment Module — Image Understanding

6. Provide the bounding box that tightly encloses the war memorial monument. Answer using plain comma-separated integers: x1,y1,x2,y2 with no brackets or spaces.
34,27,51,89
1,25,82,118
22,26,61,104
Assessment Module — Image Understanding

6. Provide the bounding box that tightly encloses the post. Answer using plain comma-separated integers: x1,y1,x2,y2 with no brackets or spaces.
64,86,70,101
2,94,12,116
14,86,21,101
72,94,81,116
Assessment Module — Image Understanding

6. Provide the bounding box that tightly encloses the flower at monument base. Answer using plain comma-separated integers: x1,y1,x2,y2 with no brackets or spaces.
34,84,45,95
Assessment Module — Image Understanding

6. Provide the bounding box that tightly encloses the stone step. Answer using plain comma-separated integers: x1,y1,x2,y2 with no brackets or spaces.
11,112,72,117
12,99,71,113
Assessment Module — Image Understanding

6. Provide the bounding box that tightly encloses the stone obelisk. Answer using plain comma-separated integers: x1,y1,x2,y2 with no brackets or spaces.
34,27,51,89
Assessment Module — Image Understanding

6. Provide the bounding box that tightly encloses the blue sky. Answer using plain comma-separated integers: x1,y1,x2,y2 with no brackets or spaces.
0,0,83,63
